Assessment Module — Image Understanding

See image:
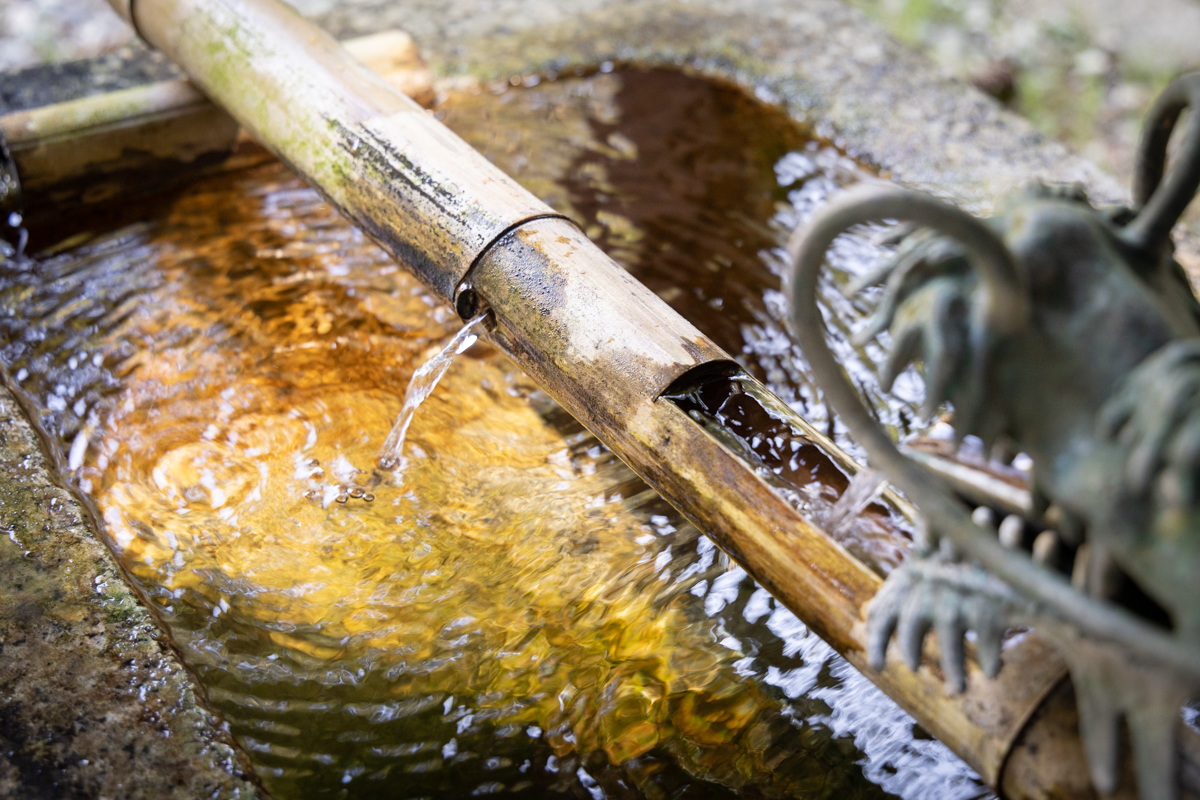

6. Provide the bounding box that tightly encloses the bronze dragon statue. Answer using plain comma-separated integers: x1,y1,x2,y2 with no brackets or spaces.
786,73,1200,800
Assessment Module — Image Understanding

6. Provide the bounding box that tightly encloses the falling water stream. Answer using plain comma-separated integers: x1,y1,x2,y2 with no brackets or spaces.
0,68,991,799
823,471,890,541
379,312,489,470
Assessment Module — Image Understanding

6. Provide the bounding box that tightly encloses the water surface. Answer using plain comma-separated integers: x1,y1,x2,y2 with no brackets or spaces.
0,68,986,799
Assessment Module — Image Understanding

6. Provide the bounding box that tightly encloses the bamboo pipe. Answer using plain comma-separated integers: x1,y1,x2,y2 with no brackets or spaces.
0,30,434,227
91,0,1178,795
465,219,1073,788
108,0,560,301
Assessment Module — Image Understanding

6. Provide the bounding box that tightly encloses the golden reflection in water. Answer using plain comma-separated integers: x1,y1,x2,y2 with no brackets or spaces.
52,168,881,799
0,69,992,800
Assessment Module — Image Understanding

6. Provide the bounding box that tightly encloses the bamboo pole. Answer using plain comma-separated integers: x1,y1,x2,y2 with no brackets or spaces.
106,0,561,301
90,0,1196,796
0,30,434,226
466,218,1073,787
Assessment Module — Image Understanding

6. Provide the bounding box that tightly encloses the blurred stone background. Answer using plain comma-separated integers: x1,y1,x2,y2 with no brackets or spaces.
0,0,132,72
4,0,1200,194
849,0,1200,198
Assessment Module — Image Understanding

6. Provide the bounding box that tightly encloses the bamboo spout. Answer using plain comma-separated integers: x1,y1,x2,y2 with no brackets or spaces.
93,0,1162,796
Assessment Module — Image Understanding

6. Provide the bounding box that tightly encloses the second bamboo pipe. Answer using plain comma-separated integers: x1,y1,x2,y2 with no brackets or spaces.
93,0,1177,795
0,29,434,227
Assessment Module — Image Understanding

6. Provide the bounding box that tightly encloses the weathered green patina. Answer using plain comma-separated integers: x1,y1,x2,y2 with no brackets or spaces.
0,382,260,797
788,72,1200,800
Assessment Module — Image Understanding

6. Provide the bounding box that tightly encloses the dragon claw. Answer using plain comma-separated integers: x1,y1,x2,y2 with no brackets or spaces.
896,587,934,672
865,553,1020,694
1051,628,1200,800
1166,416,1200,506
1101,339,1200,509
866,570,906,671
848,226,980,423
935,600,968,693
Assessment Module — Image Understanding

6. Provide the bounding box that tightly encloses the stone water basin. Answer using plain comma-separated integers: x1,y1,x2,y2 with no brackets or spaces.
0,67,992,798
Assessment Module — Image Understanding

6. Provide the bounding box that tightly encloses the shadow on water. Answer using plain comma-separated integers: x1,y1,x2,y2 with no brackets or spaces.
0,68,989,799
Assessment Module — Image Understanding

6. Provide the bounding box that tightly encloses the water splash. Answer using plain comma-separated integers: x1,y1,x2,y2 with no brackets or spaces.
379,312,489,469
2,212,28,261
823,468,888,537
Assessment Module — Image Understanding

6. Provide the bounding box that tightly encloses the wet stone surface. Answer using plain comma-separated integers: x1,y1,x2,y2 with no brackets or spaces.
0,387,258,798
